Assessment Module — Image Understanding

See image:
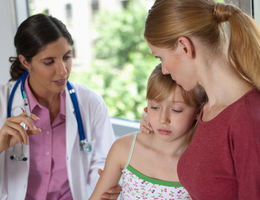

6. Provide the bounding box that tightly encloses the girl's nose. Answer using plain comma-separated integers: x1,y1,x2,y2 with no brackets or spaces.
160,110,170,124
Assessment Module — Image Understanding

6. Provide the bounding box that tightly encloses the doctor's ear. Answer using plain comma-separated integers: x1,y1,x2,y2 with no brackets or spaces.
177,37,195,58
18,55,31,71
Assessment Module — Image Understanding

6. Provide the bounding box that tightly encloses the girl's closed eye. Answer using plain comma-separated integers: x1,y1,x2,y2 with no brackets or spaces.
172,109,183,113
151,106,159,110
171,106,183,113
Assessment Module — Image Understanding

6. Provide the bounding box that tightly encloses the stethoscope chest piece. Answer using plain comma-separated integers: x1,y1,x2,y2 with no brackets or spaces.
80,139,93,154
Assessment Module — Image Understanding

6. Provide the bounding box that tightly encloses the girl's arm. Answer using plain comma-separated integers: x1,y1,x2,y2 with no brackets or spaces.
89,138,125,200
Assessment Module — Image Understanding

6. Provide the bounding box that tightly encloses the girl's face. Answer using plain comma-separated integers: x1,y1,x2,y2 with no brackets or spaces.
147,86,197,142
22,37,73,96
147,42,197,91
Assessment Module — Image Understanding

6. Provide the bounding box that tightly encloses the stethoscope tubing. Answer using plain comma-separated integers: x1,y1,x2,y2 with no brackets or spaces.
7,72,28,117
67,81,85,141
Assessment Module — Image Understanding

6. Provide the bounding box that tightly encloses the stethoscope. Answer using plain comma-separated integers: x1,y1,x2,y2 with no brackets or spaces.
8,72,93,161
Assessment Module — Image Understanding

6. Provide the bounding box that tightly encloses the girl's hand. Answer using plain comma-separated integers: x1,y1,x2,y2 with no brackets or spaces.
140,107,154,134
0,112,41,153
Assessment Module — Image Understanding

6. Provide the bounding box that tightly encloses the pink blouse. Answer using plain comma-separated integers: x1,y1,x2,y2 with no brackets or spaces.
24,78,73,200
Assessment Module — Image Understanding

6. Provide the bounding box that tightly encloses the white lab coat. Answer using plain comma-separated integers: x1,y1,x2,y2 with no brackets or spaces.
0,81,115,200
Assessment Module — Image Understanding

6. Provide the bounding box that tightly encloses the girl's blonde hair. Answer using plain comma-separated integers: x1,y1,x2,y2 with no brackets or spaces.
144,0,260,90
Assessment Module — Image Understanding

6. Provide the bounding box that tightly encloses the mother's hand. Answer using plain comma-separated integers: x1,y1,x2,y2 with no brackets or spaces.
101,185,121,200
0,112,41,153
98,169,122,200
140,107,154,134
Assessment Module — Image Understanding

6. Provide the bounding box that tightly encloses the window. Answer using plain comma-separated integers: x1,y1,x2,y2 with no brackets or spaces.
24,0,257,136
121,0,129,9
27,0,157,135
91,0,99,12
65,3,72,25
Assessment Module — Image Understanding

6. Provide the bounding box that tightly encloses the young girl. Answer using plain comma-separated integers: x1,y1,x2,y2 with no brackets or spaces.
89,64,206,199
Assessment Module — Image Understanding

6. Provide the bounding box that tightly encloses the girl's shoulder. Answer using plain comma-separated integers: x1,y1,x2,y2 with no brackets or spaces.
109,132,153,164
113,132,138,151
108,132,139,168
114,132,152,148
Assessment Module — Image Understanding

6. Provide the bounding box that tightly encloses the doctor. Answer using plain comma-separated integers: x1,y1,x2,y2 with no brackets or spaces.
0,14,120,199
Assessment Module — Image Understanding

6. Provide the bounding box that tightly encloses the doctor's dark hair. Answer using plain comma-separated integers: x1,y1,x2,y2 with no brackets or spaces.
9,14,73,81
145,0,260,90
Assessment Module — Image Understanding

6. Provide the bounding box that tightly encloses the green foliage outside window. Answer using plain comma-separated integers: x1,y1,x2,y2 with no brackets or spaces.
70,0,158,121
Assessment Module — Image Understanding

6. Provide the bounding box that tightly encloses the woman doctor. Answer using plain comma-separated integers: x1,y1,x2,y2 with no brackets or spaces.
0,14,120,200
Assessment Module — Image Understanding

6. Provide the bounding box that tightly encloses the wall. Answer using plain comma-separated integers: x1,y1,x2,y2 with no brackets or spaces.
0,0,28,84
254,0,260,23
0,0,16,84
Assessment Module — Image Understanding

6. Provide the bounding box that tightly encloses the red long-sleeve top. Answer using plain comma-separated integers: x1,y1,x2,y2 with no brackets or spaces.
178,88,260,200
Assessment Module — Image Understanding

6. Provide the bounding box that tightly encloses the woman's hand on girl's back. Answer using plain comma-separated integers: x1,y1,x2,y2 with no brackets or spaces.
97,168,122,200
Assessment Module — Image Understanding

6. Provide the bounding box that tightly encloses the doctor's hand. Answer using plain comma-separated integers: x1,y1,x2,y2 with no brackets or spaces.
0,112,41,153
98,169,122,200
140,107,154,134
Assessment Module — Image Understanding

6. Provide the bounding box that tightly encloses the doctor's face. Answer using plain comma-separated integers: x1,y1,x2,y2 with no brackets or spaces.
23,37,73,96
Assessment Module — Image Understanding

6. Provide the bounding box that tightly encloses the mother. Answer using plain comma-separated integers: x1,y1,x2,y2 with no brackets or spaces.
144,0,260,199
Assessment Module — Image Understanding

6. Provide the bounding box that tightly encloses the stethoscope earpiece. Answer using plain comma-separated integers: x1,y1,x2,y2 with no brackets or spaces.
10,154,27,161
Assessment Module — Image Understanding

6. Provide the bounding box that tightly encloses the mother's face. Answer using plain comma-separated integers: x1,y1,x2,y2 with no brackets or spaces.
147,41,198,91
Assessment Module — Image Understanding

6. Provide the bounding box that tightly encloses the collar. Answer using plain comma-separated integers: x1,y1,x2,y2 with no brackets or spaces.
24,76,66,117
